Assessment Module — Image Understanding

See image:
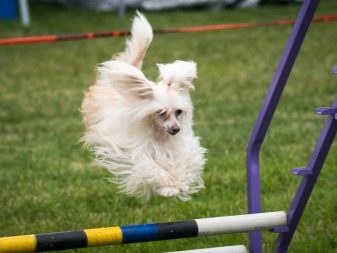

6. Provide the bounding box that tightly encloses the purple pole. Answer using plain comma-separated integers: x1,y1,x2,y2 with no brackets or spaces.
246,0,318,252
275,95,337,251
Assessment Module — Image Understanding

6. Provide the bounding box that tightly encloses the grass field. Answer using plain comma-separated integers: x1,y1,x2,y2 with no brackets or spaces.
1,1,337,252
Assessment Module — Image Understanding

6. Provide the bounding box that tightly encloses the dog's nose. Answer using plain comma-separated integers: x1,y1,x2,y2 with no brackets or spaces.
168,127,180,135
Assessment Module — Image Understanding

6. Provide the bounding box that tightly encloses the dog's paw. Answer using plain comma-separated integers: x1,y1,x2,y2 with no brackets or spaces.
157,187,180,197
179,184,190,192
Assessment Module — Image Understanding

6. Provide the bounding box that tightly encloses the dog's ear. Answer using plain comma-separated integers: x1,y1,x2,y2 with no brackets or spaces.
98,60,153,100
157,61,197,92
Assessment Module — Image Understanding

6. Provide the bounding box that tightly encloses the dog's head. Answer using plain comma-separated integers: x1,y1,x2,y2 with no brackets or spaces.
153,60,196,136
98,60,197,136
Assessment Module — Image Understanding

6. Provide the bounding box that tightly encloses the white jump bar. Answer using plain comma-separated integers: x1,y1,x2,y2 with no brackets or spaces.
196,211,287,236
166,245,248,253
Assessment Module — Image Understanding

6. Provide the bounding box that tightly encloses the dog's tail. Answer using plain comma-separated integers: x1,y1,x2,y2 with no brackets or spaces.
116,12,153,69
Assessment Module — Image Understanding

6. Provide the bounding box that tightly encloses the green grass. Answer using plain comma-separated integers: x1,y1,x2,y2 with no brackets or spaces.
1,1,337,252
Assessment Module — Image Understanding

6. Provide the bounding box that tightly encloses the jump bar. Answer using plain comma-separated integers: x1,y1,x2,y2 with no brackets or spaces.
0,211,286,252
166,245,248,253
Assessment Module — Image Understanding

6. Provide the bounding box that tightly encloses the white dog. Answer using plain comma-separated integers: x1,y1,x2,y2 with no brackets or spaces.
81,12,206,201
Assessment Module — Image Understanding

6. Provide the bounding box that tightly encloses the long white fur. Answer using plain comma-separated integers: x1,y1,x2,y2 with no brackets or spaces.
116,11,153,69
81,12,206,201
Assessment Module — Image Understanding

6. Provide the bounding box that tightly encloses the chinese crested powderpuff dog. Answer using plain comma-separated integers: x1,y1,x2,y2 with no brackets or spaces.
81,12,206,201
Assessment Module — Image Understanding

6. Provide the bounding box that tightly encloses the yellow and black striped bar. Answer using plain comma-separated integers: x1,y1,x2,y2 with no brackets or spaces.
0,221,198,252
0,212,287,252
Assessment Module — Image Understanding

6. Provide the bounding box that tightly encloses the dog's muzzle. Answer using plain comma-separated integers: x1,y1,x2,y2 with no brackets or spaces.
167,127,180,135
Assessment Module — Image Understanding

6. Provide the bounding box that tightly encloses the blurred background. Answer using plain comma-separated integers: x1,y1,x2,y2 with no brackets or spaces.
0,0,336,253
0,0,305,25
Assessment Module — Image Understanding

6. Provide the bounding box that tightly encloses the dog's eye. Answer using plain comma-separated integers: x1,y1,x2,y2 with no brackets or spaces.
157,110,166,117
175,109,183,116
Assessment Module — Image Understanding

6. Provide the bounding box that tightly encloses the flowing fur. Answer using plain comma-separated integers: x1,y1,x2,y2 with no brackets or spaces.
81,12,206,201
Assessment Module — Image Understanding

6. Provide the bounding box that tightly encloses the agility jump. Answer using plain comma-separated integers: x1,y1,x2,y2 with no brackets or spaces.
1,0,336,252
0,212,286,252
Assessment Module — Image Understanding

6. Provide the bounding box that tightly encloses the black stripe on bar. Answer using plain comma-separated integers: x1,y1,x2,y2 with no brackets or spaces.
58,34,88,41
157,220,198,240
36,231,87,252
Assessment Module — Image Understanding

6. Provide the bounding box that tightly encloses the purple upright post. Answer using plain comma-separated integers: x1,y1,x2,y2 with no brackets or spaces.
246,0,318,252
275,93,337,251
